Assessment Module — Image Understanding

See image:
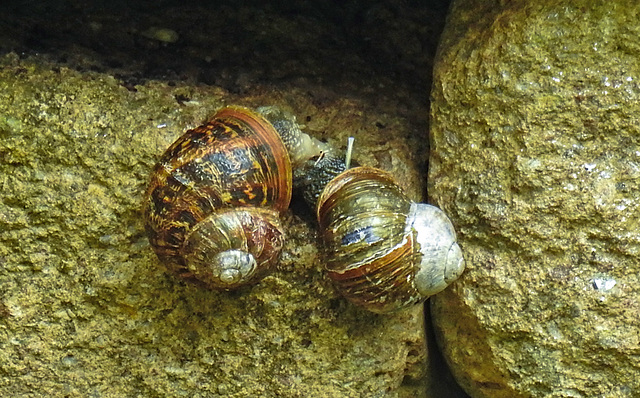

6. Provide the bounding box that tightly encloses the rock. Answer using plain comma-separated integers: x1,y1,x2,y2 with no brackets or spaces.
0,53,429,397
429,1,640,397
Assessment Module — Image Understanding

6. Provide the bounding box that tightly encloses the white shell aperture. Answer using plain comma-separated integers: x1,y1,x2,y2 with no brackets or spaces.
408,203,465,297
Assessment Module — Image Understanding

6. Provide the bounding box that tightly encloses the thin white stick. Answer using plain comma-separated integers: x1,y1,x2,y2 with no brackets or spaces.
345,137,355,169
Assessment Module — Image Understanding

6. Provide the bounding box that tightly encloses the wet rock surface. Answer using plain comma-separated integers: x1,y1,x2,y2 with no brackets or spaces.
430,1,640,397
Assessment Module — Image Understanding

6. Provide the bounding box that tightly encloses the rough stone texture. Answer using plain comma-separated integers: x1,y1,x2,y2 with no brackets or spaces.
0,53,437,397
0,1,477,396
429,1,640,397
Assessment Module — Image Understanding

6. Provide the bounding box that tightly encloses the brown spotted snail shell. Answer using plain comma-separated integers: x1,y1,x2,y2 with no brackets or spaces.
310,162,465,314
143,105,329,290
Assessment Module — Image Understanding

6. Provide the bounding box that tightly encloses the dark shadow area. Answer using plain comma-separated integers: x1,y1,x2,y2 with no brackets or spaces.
0,0,450,111
425,300,472,397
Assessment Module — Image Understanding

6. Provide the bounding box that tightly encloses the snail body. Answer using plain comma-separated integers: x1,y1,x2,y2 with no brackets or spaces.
142,103,465,305
144,106,303,290
316,166,464,313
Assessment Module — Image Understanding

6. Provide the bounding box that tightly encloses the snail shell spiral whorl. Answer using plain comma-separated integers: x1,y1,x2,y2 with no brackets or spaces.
317,166,464,313
143,106,292,290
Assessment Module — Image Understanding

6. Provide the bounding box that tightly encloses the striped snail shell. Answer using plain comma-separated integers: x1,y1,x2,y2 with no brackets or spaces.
316,166,465,313
144,105,324,290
